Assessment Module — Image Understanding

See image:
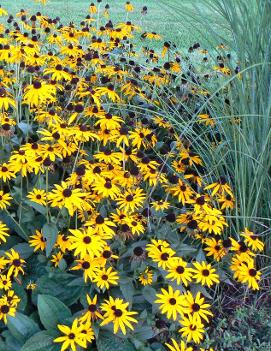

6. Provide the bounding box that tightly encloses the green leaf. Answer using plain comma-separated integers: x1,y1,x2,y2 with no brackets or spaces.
0,212,28,241
13,283,27,312
190,284,213,299
21,331,56,351
36,273,84,306
25,200,47,216
134,326,156,341
42,223,58,257
119,278,134,304
12,243,33,259
18,122,33,135
97,332,136,351
7,312,40,343
142,286,157,304
37,294,71,330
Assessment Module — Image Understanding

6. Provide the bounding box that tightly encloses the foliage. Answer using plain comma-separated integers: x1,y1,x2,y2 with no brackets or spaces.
203,304,271,350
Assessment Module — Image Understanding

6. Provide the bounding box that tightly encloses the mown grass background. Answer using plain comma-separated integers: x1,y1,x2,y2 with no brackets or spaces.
0,0,223,49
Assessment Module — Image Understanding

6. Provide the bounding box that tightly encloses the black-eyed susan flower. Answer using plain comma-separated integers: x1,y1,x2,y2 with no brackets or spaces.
5,249,25,277
0,190,12,210
155,285,185,321
69,227,106,259
204,237,226,261
0,87,16,110
54,318,87,351
51,252,64,267
181,291,213,323
165,338,193,351
116,188,146,212
29,230,46,252
48,182,87,216
165,257,193,286
0,163,16,182
0,275,12,291
27,188,47,206
147,244,176,270
23,81,56,107
233,258,261,290
0,296,17,324
100,296,138,335
138,267,153,286
178,315,205,344
92,266,119,290
241,228,264,252
80,294,103,322
0,221,9,243
192,261,219,288
125,2,134,12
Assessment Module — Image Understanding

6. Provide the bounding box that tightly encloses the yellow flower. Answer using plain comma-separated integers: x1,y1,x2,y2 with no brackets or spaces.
51,252,64,267
92,266,119,290
234,259,261,290
54,318,88,351
192,261,220,287
100,296,138,335
69,227,106,259
241,228,264,252
147,245,176,270
0,87,16,110
138,268,153,286
29,230,46,252
165,257,193,286
178,315,205,344
155,285,185,321
181,291,213,323
125,1,134,12
116,188,146,212
0,275,12,291
0,163,16,182
48,182,87,216
80,294,103,322
0,6,8,16
5,249,26,277
27,188,47,206
0,190,12,209
165,338,193,351
0,221,9,243
23,81,56,107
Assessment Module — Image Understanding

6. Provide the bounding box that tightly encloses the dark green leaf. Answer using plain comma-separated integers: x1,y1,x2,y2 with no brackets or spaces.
97,332,136,351
7,312,40,343
36,273,84,306
12,243,33,259
21,331,56,351
119,278,134,304
37,294,71,330
42,223,58,257
142,286,157,304
25,200,47,216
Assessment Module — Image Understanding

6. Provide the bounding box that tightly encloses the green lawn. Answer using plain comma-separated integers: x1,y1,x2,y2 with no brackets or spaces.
0,0,211,48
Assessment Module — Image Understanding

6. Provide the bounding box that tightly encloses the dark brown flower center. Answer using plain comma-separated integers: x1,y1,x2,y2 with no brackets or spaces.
169,298,176,305
62,188,72,197
176,266,185,274
192,303,200,312
0,305,9,314
202,269,210,276
114,309,123,317
249,269,257,277
83,236,91,244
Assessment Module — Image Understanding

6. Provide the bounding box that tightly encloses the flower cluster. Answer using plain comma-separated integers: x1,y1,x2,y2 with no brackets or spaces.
0,1,264,351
